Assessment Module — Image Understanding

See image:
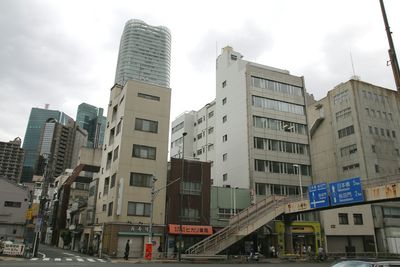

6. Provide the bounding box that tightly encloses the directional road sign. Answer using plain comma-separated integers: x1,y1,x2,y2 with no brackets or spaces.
308,182,330,209
329,177,364,206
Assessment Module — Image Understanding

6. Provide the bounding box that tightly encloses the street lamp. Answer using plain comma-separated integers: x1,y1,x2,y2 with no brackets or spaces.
293,164,303,199
178,132,187,262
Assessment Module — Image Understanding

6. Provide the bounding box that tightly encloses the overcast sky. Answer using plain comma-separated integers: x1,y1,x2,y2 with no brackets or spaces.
1,0,399,142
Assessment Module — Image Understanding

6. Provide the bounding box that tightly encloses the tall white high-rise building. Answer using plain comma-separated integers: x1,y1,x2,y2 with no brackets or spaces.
114,19,171,87
171,46,312,198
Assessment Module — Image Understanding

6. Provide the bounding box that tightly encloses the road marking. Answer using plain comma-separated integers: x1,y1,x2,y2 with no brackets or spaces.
65,258,73,261
38,252,46,259
43,258,50,261
63,252,76,256
30,258,39,261
55,258,61,261
87,258,95,262
97,259,106,262
77,258,84,262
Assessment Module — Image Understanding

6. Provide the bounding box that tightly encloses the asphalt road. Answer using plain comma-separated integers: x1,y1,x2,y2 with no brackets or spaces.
0,244,334,266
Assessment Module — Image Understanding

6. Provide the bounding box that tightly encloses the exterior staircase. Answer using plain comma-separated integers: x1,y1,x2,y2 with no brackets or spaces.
185,195,287,256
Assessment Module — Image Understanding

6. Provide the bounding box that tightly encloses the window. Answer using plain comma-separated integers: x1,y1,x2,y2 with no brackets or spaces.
222,97,227,105
252,95,305,115
172,122,184,134
102,204,106,211
181,181,202,195
127,202,151,216
353,213,363,225
135,118,158,133
109,127,115,145
222,115,227,123
375,164,380,173
208,111,214,118
208,127,214,134
197,149,202,155
365,108,370,116
113,146,119,161
110,173,116,188
116,121,122,135
4,201,21,208
251,76,303,96
112,105,118,122
104,177,110,194
108,202,113,216
372,145,376,153
182,208,200,222
381,128,385,136
343,163,360,171
338,125,355,138
223,173,228,181
222,80,227,88
138,92,160,101
223,153,227,161
132,144,156,160
222,134,227,142
338,213,349,224
340,144,357,157
393,130,397,138
208,144,214,151
387,129,391,138
375,127,379,135
197,117,203,124
130,172,152,187
197,133,203,140
253,116,308,135
336,107,352,120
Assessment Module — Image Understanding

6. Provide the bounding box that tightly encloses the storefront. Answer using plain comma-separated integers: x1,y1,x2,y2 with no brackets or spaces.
101,223,164,258
275,221,322,255
166,224,213,257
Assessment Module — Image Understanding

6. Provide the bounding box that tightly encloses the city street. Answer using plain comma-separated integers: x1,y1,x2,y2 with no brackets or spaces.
0,261,332,267
0,245,335,266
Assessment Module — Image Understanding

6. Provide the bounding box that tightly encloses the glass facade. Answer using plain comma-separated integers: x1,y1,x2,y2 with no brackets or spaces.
21,108,73,182
76,103,106,148
114,19,171,87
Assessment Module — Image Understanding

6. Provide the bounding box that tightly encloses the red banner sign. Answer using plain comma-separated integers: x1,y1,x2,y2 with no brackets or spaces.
168,224,212,235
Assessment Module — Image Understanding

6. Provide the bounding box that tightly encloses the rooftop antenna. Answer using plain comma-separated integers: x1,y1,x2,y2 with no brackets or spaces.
350,50,360,80
379,0,400,91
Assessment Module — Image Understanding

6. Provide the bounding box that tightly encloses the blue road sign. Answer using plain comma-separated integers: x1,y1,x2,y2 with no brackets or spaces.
329,177,364,206
308,182,330,209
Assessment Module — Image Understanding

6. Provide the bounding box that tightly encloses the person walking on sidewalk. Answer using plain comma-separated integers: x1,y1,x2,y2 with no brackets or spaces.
124,240,130,260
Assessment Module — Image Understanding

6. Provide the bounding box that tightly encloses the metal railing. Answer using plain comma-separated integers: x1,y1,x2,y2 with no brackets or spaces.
186,195,287,255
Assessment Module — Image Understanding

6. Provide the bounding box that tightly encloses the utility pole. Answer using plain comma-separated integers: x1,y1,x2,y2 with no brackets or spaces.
178,132,187,262
379,0,400,91
33,153,51,257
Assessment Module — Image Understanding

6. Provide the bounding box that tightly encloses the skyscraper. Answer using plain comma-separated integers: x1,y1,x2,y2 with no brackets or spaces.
0,137,24,182
114,19,171,87
76,103,106,148
21,107,73,183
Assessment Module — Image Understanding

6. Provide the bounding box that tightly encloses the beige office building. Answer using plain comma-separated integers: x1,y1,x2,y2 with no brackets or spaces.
95,80,171,257
307,79,400,253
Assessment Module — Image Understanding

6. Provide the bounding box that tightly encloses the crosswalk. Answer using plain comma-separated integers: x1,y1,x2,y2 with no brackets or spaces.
30,257,107,263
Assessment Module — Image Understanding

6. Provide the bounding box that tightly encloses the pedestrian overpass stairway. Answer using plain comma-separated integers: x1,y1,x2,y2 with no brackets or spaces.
185,176,400,257
185,195,287,256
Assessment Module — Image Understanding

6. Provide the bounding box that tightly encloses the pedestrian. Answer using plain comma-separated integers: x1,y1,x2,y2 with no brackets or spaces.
318,246,324,261
124,239,130,260
307,245,312,257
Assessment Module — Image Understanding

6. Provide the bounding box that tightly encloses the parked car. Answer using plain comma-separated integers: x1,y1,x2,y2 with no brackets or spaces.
331,261,400,267
372,261,400,267
331,261,375,267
